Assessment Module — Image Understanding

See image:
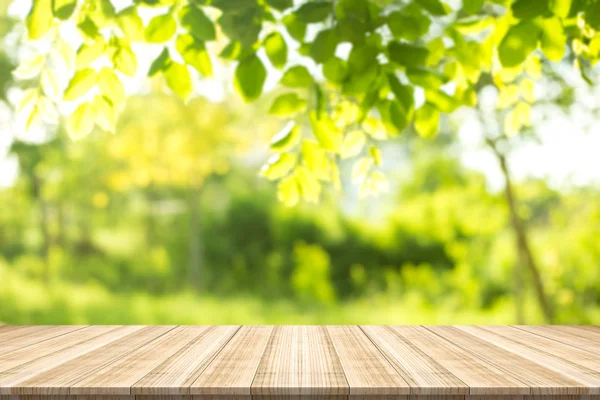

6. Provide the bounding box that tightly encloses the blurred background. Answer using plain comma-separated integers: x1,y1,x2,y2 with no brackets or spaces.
1,0,600,325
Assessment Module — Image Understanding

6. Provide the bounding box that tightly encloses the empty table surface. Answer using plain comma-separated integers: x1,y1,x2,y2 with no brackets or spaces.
0,325,599,399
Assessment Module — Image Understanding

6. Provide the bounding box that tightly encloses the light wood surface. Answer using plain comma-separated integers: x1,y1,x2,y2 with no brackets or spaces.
251,326,347,396
0,325,598,398
361,326,468,395
426,326,586,395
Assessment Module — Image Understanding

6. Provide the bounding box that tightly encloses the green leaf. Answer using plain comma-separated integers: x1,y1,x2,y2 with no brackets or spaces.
64,68,96,101
269,93,307,117
87,0,115,28
210,0,255,12
148,47,171,76
335,16,367,44
67,102,96,139
164,62,193,100
176,34,213,77
351,157,372,183
295,1,333,23
78,18,100,38
414,103,439,138
463,0,484,15
310,28,338,63
549,0,571,17
406,68,446,88
388,100,411,132
145,13,177,43
135,0,177,6
220,41,243,60
180,5,216,41
283,13,306,42
323,57,347,84
426,89,460,112
265,0,293,11
388,42,429,68
278,174,300,206
98,67,125,105
92,95,116,132
340,130,366,159
271,121,301,152
512,0,550,19
52,0,76,20
387,11,430,41
309,111,342,152
40,68,61,100
76,38,105,68
387,74,414,114
498,21,541,68
540,17,566,61
264,32,288,69
302,140,330,180
26,0,53,40
378,99,409,135
234,54,267,101
369,145,382,166
281,65,313,88
335,0,370,20
261,153,297,180
117,6,145,41
416,0,450,15
113,41,137,76
584,2,600,30
218,8,263,46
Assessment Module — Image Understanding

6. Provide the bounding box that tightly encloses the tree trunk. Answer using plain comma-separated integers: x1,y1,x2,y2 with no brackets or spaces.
32,174,50,285
188,186,204,292
492,146,554,322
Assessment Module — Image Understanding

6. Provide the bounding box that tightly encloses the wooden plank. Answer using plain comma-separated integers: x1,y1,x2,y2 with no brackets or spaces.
0,326,122,374
476,327,600,372
251,326,348,396
361,326,468,395
515,326,600,355
388,326,530,395
426,326,587,395
190,325,273,396
0,326,145,395
71,326,210,395
132,325,240,395
10,326,174,395
0,327,22,333
327,325,409,395
457,326,600,395
0,327,87,355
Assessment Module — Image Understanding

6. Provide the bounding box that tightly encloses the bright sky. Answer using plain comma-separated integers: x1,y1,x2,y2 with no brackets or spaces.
1,1,599,193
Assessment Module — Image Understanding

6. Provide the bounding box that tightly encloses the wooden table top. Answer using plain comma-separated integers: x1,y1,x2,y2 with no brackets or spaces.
0,325,599,398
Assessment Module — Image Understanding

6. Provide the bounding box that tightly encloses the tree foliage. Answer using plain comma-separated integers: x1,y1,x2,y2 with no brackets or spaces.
11,0,600,203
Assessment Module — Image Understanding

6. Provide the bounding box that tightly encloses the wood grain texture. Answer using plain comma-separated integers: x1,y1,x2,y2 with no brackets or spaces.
190,325,273,396
70,326,210,395
251,326,348,396
0,327,87,355
361,326,468,395
0,325,598,398
0,327,122,375
514,326,600,355
426,326,587,395
457,326,600,395
9,326,174,395
327,325,409,395
0,326,144,394
132,325,240,395
388,326,530,395
474,327,600,373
